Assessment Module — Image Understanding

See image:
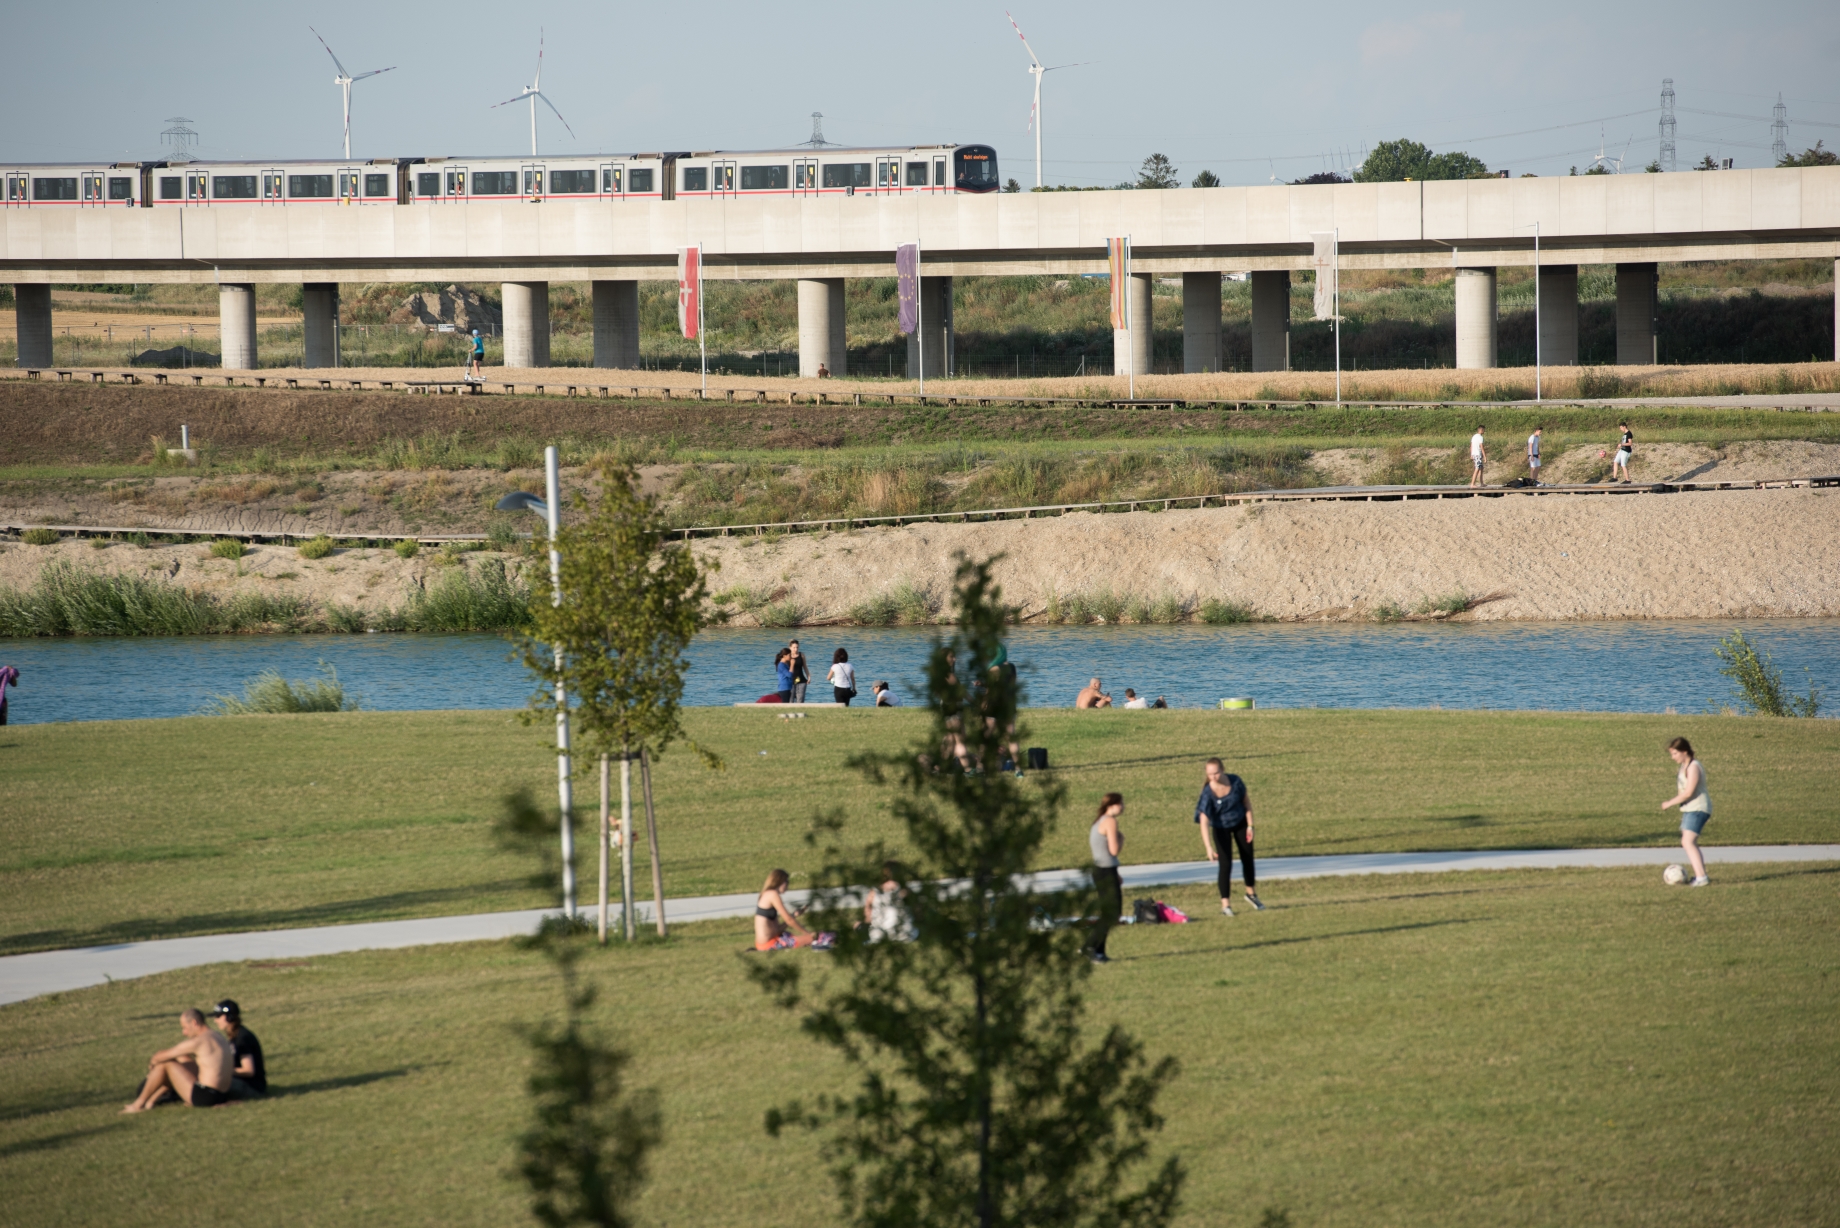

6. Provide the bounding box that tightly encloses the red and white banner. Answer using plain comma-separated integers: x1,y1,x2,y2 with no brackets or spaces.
677,246,702,340
1107,237,1131,330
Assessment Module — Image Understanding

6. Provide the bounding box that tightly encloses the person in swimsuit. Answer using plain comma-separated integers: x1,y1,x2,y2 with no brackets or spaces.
1087,794,1125,963
1196,756,1262,915
123,1008,235,1112
754,868,832,950
1075,678,1112,709
1661,736,1713,886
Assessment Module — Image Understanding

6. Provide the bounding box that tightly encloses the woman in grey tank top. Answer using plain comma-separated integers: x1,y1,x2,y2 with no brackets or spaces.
1087,794,1125,963
1662,736,1713,886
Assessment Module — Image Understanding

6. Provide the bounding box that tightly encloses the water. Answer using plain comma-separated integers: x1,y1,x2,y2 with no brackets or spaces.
3,621,1837,726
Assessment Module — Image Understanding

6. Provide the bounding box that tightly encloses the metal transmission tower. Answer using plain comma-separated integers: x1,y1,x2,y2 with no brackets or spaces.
160,117,199,163
1658,80,1677,172
799,112,839,148
1771,94,1789,165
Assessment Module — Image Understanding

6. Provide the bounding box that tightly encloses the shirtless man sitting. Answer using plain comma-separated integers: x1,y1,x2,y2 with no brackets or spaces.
1075,678,1112,709
122,1008,235,1113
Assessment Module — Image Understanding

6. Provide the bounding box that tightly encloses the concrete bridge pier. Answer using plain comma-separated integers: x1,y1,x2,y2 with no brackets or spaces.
502,281,550,369
1249,271,1290,372
13,284,52,368
1454,267,1498,369
1113,272,1153,379
219,283,258,370
302,283,339,368
592,280,640,369
1537,265,1579,367
906,276,952,378
797,278,847,377
1182,272,1222,373
1616,263,1658,365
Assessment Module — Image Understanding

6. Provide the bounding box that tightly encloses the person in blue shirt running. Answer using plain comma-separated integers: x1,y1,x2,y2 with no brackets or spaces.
468,329,485,378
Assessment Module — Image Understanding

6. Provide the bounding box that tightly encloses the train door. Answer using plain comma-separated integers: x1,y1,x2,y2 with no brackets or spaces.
599,162,621,197
4,173,25,206
338,167,360,205
446,165,468,201
933,156,948,194
186,170,208,203
522,162,545,200
261,169,286,204
876,156,900,194
711,160,737,198
79,171,105,207
793,158,819,197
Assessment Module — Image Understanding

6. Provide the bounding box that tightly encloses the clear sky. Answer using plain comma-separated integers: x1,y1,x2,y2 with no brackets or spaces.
9,1,1838,185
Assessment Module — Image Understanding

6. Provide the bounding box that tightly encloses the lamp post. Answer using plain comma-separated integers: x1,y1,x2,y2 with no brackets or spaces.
496,446,575,918
1517,221,1543,402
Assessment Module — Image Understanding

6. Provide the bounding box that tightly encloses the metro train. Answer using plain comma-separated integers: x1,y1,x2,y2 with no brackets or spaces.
0,144,1000,207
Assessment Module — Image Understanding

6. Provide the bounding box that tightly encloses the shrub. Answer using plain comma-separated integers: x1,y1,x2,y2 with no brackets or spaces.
327,604,367,633
1371,601,1407,623
90,537,112,550
298,535,335,560
393,539,420,559
1088,589,1126,624
1198,598,1259,625
22,528,60,546
206,664,356,714
755,599,812,628
847,593,899,626
209,538,247,560
126,532,152,549
1414,589,1473,616
1715,630,1821,717
404,558,531,632
221,592,309,632
486,517,519,551
0,562,218,636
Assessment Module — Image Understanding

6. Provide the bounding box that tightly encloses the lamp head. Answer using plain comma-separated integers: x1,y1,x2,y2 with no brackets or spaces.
496,491,548,516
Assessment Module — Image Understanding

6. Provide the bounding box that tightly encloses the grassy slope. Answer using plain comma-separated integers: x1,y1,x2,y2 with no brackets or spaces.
4,708,1837,955
1,862,1835,1228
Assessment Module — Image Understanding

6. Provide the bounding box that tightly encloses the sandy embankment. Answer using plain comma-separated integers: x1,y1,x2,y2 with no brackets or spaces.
12,486,1831,624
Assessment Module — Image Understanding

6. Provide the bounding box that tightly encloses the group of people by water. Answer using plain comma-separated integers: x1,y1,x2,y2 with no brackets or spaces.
764,638,896,707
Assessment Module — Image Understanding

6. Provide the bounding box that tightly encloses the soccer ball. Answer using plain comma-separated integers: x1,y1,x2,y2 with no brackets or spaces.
1662,864,1686,886
1598,450,1608,459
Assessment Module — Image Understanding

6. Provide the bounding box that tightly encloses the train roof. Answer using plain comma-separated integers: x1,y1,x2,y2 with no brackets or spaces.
1,144,991,169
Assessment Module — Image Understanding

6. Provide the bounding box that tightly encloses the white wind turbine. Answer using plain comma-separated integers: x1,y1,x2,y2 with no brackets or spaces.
493,30,576,157
1006,11,1091,190
310,27,395,161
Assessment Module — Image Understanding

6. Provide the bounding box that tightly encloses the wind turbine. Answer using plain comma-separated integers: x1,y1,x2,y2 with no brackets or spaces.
1005,12,1090,190
493,30,576,157
310,27,394,161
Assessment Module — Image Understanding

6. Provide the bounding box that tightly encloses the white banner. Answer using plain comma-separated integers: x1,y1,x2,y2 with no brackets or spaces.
1310,231,1337,321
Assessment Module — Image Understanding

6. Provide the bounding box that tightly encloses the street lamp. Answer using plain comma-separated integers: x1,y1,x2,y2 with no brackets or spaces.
497,445,575,918
1516,221,1543,402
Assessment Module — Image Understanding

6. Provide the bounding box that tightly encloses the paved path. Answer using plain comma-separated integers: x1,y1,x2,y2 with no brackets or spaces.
5,845,1836,1007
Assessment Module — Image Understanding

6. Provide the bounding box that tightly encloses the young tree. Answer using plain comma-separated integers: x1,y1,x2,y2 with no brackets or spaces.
1779,140,1838,167
751,556,1185,1228
521,460,714,941
1290,171,1350,185
1190,169,1221,188
1136,153,1179,189
1354,138,1487,182
1004,178,1023,193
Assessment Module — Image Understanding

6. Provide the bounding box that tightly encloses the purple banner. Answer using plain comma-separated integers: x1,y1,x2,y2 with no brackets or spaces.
896,243,919,334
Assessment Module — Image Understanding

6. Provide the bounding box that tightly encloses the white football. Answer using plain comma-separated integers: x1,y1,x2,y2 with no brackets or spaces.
1662,864,1686,886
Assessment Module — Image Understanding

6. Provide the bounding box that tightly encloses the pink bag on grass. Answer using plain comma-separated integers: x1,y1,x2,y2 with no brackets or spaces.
1156,903,1189,924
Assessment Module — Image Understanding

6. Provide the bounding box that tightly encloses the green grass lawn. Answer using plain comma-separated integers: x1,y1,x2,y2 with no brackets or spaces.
2,862,1835,1228
3,709,1837,956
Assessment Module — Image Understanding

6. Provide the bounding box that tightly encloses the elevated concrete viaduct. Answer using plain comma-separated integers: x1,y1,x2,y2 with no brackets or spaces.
7,168,1837,373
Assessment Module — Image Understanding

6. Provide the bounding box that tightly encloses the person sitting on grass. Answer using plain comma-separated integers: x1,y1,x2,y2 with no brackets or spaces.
210,999,267,1099
872,680,898,706
1122,688,1148,709
1075,678,1112,709
863,862,916,944
122,1008,235,1113
754,868,834,951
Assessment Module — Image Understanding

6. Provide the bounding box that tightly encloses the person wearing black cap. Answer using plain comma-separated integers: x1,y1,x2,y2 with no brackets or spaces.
210,1000,267,1098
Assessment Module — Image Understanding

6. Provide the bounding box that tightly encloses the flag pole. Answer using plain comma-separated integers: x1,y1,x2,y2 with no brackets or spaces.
917,240,924,397
698,242,707,397
1333,227,1341,405
1126,235,1134,400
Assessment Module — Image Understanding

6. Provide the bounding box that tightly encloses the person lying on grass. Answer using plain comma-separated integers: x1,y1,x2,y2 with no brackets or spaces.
754,868,834,951
122,1008,235,1113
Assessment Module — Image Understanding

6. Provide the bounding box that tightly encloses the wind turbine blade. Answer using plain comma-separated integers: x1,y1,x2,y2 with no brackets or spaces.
1005,11,1043,68
351,66,395,82
310,26,350,79
536,91,576,140
534,28,544,89
491,91,530,109
1043,61,1092,71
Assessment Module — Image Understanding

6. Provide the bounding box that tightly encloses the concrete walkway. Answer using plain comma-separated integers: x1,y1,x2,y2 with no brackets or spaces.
5,845,1835,1007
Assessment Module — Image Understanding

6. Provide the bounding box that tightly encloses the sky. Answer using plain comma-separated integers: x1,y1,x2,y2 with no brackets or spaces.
8,1,1839,186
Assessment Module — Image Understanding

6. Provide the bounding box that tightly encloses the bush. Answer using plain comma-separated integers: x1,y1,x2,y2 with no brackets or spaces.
1414,589,1473,616
404,558,531,632
89,537,112,550
327,603,367,633
221,592,309,632
755,599,812,628
1198,598,1259,625
209,538,247,560
485,518,519,551
1715,630,1821,717
21,528,60,546
1371,601,1407,623
393,539,420,559
0,562,218,636
206,664,356,714
298,535,336,560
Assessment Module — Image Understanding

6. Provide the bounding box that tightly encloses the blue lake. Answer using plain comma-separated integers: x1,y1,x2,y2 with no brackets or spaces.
3,621,1837,725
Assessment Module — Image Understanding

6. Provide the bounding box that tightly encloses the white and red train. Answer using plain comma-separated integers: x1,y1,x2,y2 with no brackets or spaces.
0,144,1000,207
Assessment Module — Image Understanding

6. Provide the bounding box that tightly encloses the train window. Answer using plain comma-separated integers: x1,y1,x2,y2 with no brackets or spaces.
550,170,594,194
795,164,812,189
822,163,871,189
682,167,708,192
628,168,654,194
160,176,182,200
109,177,134,200
954,147,1000,191
213,176,257,200
34,177,79,201
418,172,440,196
364,173,391,197
603,167,622,192
523,169,543,194
905,162,928,187
289,174,334,198
740,165,786,191
473,171,517,195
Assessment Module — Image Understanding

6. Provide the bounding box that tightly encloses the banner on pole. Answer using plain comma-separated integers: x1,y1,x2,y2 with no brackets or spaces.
1107,237,1131,330
1310,232,1337,320
677,246,701,340
896,244,919,334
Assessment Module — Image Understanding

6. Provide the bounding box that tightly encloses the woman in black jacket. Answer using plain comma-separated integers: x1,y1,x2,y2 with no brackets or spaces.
1195,757,1262,916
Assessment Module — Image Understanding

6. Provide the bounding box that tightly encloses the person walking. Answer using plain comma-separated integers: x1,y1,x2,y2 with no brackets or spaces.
1661,736,1712,886
827,647,857,706
468,328,485,378
1196,756,1261,915
1526,426,1543,486
773,648,794,703
1087,793,1126,963
1469,425,1487,488
1612,422,1634,483
787,639,810,704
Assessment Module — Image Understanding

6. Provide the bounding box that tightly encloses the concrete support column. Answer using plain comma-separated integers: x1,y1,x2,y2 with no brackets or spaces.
1835,258,1839,361
219,283,257,371
797,278,847,377
1454,267,1498,370
502,281,550,369
592,280,640,369
1536,265,1579,367
1182,272,1223,373
1112,272,1153,378
905,276,952,378
13,284,52,368
1615,262,1658,366
1250,271,1290,372
302,283,339,368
